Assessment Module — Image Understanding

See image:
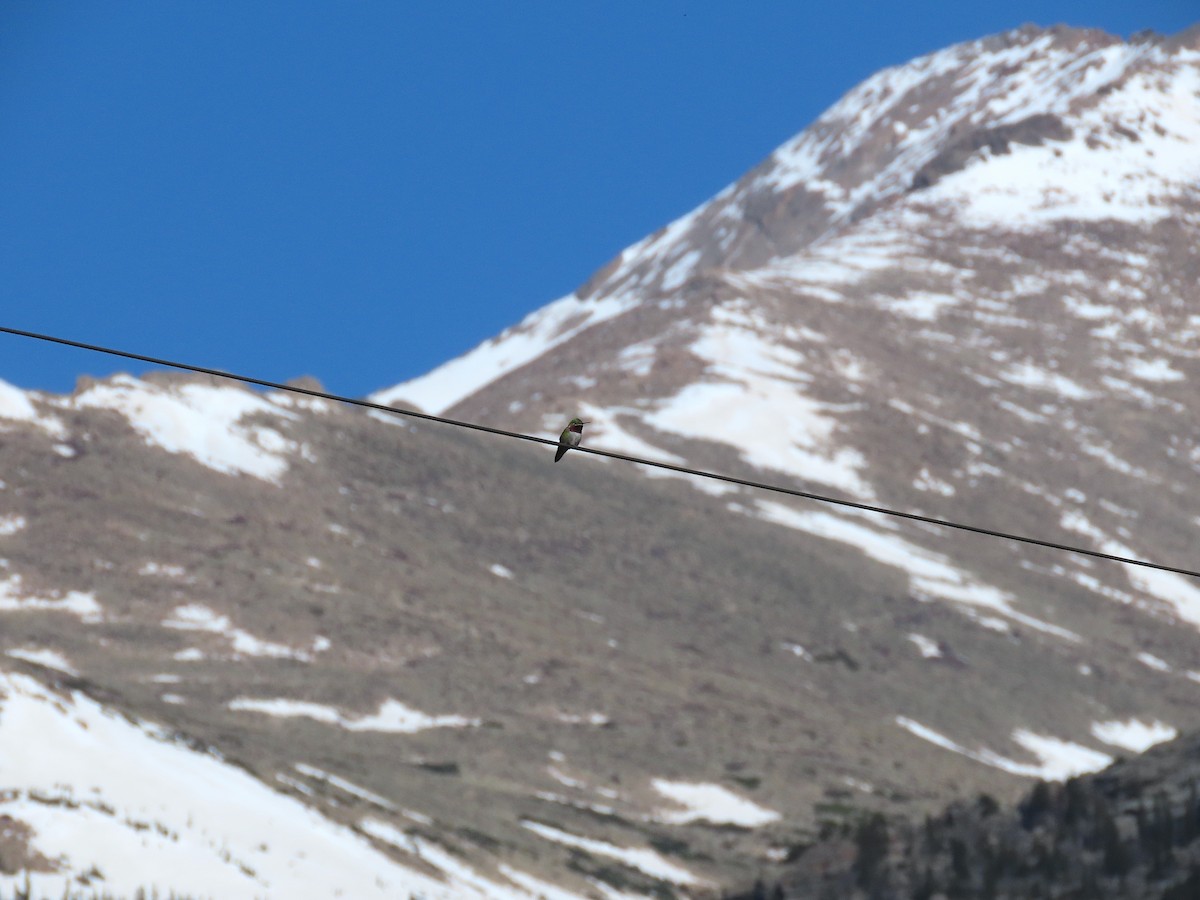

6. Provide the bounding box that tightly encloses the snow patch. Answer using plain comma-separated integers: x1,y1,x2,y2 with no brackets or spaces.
162,604,318,661
229,697,480,733
73,376,304,483
1061,512,1200,629
552,711,611,726
907,633,943,659
756,502,1078,640
650,780,780,827
373,291,638,415
521,820,705,886
646,311,870,497
896,716,1112,780
1137,652,1172,672
362,818,597,900
548,767,590,790
498,864,606,900
1000,363,1093,400
661,249,702,291
0,575,102,622
138,561,188,578
294,764,395,810
0,515,26,536
5,647,78,675
266,391,333,414
748,221,926,294
0,380,67,438
616,341,658,377
1127,357,1184,382
1090,718,1177,753
885,291,959,321
781,642,813,660
913,469,955,496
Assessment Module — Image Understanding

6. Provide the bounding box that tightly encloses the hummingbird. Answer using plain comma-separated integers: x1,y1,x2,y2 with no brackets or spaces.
555,417,590,462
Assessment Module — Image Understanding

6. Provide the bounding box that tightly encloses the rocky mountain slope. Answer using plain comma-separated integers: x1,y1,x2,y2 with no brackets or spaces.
1,21,1199,900
377,17,1200,807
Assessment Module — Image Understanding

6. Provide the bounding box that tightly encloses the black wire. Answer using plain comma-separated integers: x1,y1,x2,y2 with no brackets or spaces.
3,323,1197,580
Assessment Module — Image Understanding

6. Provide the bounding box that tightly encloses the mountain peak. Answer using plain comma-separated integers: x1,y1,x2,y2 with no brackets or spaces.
375,24,1198,419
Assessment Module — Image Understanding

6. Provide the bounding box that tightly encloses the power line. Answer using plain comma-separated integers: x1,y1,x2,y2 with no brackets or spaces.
3,323,1197,580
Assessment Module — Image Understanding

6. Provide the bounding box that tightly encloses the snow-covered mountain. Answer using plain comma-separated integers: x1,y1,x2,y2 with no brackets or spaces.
3,22,1200,900
376,22,1200,666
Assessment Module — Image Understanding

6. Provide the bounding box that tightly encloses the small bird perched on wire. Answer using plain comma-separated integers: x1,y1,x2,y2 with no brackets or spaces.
555,417,590,462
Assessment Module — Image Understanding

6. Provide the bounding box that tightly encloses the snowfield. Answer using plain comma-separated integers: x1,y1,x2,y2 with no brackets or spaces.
0,672,605,899
0,672,447,898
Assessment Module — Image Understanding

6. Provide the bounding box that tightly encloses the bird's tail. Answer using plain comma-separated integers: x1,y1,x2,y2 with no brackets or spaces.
555,445,568,463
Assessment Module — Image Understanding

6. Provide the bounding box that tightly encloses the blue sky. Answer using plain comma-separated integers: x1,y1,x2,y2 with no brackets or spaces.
2,1,1195,397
